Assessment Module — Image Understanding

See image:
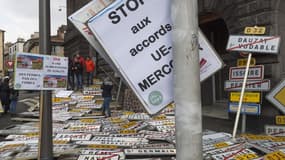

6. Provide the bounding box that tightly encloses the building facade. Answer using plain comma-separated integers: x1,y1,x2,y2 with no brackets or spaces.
24,25,66,57
8,38,25,60
0,29,4,76
65,0,285,118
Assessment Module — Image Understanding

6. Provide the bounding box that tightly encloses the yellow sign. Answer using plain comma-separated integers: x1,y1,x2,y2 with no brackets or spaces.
88,144,118,149
119,130,137,134
53,140,69,144
274,87,285,107
237,58,256,67
276,115,285,125
266,80,285,114
241,134,272,141
234,153,258,160
153,115,167,120
230,92,261,103
52,97,71,103
123,111,135,115
120,121,137,129
214,142,229,149
80,119,96,123
244,26,266,34
264,151,285,160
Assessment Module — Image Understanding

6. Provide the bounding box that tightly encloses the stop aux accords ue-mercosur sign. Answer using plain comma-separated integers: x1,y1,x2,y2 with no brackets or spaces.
87,0,223,114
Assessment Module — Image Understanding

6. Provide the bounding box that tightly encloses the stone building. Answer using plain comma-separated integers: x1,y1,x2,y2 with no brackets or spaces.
65,0,285,119
24,25,66,57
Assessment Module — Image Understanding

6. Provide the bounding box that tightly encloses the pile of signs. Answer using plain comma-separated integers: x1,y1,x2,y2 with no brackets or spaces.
2,87,285,159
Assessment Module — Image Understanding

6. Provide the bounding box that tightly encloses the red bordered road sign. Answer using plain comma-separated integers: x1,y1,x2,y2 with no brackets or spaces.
229,65,264,80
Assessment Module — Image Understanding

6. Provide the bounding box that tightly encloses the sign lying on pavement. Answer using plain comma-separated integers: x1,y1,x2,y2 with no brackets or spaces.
87,0,223,114
229,65,264,80
224,79,270,91
226,35,281,54
266,79,285,114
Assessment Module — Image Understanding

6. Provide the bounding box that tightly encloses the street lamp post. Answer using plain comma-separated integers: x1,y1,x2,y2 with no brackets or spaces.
38,0,53,159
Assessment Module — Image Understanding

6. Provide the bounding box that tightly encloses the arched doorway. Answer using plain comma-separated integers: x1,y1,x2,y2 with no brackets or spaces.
199,17,230,116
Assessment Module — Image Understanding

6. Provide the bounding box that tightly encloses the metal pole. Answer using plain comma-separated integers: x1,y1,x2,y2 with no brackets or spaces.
241,113,247,133
38,0,53,159
232,53,252,139
171,0,202,159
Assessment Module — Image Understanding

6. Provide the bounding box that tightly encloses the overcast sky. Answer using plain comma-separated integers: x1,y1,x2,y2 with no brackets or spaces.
0,0,67,43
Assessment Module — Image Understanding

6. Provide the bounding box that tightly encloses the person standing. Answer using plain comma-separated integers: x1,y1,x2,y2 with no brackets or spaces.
73,55,83,90
101,77,113,117
68,57,75,90
85,56,95,86
9,87,19,115
76,54,85,86
0,77,11,114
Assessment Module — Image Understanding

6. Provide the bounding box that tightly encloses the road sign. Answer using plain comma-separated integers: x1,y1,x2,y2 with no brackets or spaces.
229,65,264,80
237,58,256,67
266,79,285,114
228,103,261,115
230,92,261,103
265,125,285,136
224,79,270,91
276,115,285,125
7,61,13,67
226,35,281,54
244,26,266,35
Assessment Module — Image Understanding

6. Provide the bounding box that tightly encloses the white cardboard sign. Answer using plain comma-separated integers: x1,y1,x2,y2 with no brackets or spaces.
68,0,118,73
87,0,223,114
14,52,68,90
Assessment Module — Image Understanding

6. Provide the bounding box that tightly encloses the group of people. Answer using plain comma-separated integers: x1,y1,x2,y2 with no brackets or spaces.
67,53,113,117
0,77,19,115
68,54,95,90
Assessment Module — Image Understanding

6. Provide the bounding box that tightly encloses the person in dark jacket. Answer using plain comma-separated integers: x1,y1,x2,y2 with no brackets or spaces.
0,77,11,114
73,55,83,90
101,77,113,117
9,88,19,114
68,57,75,90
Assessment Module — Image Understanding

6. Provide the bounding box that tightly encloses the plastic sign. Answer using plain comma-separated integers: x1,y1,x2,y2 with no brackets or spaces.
228,103,261,115
87,0,223,114
14,52,68,90
226,35,281,54
276,115,285,125
237,58,256,67
244,26,266,35
230,92,261,103
224,79,270,91
229,65,264,80
266,79,285,114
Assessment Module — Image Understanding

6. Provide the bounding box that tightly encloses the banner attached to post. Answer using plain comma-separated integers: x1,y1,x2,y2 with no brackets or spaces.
87,0,223,114
14,52,68,90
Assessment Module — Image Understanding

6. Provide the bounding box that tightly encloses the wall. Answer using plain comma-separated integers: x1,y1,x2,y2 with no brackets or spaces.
0,31,4,75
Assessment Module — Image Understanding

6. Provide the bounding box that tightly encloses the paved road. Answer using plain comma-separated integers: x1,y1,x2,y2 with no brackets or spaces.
0,91,39,129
